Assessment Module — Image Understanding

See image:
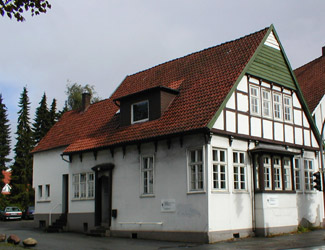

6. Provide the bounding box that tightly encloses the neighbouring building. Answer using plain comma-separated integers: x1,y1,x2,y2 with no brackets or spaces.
1,170,11,195
32,25,322,243
294,47,325,161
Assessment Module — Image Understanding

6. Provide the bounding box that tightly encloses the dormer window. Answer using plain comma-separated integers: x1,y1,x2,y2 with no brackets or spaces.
131,100,149,124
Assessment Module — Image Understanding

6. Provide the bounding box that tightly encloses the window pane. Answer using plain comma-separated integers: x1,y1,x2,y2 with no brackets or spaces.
220,151,225,162
133,101,148,122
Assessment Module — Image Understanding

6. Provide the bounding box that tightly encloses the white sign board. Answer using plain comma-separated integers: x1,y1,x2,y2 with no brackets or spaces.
161,199,176,212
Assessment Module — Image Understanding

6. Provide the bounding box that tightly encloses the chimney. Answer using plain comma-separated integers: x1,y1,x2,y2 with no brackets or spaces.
323,46,325,57
81,92,91,112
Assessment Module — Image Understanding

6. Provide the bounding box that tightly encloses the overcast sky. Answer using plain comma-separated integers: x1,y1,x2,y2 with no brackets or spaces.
1,0,325,162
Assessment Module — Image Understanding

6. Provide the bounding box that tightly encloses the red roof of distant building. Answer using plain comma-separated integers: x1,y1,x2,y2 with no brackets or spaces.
294,51,325,113
32,27,269,155
2,170,11,185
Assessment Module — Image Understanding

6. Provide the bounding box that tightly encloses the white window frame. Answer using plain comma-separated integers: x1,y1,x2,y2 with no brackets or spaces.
273,92,282,121
273,157,282,190
283,158,292,190
38,185,43,199
72,173,95,199
250,85,260,116
262,89,272,118
263,156,272,190
212,148,227,191
131,100,149,124
294,158,301,191
283,95,293,122
141,155,155,196
304,159,314,191
188,147,204,193
233,151,246,191
45,184,50,198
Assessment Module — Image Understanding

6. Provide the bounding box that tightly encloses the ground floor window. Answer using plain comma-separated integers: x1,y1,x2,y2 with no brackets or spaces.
188,148,204,192
141,156,154,195
212,148,227,190
304,159,314,191
233,151,246,190
73,173,95,199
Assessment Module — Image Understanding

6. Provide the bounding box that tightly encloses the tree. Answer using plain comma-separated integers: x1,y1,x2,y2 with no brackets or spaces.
0,0,51,22
0,94,11,181
33,93,50,144
65,81,100,111
49,98,57,126
11,87,34,208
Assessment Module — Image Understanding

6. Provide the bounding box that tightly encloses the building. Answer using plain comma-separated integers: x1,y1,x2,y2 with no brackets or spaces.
294,46,325,154
1,170,11,195
32,25,322,243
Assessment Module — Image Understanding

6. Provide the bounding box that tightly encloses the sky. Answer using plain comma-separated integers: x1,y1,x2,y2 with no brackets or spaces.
1,0,325,163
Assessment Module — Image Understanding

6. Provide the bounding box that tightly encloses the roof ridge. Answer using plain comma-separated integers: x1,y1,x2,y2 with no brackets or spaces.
127,26,270,78
294,55,324,73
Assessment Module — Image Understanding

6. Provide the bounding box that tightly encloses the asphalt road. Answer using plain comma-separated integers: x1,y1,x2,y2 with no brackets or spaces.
1,220,325,249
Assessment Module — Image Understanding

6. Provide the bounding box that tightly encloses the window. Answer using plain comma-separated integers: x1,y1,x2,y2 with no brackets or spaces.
250,86,260,115
88,173,94,198
188,148,204,191
38,185,43,199
263,156,272,190
141,156,154,195
283,158,292,190
73,173,95,199
294,158,301,190
131,100,149,123
233,152,246,190
273,93,282,120
304,159,314,191
45,184,50,198
212,149,227,190
283,96,292,122
273,157,282,190
262,89,272,117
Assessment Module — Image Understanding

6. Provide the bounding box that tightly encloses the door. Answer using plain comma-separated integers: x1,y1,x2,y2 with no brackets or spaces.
62,174,69,214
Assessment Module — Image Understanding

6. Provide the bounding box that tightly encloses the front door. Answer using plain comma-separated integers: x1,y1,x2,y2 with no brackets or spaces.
92,164,114,228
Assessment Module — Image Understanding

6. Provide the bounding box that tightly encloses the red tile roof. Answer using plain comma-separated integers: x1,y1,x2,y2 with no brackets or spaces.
2,170,11,184
32,27,269,154
294,53,325,113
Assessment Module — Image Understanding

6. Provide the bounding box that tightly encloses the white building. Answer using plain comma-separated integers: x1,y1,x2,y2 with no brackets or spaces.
32,25,322,243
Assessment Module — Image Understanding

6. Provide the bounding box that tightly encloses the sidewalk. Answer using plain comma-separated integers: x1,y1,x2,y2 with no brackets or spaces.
1,222,325,250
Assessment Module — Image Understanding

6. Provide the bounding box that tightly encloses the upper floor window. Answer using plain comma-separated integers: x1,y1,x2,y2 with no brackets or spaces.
188,148,204,192
212,148,227,190
283,96,292,122
250,86,260,115
262,89,272,118
273,93,282,120
141,156,154,195
233,152,246,190
131,100,149,124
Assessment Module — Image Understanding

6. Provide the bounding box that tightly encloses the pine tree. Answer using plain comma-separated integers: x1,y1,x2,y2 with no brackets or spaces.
33,93,51,144
11,87,34,208
0,94,11,181
49,98,58,127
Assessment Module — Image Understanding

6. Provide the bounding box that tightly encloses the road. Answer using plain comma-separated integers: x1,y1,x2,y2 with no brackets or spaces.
1,220,325,249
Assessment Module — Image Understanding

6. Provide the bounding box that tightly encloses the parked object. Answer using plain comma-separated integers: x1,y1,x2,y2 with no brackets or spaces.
0,234,6,242
23,206,35,220
0,207,22,220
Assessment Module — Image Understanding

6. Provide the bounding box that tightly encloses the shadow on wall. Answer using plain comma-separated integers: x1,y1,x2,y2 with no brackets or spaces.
297,193,320,227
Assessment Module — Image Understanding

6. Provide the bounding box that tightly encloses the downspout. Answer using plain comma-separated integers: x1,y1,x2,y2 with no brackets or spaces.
320,119,325,223
248,150,256,234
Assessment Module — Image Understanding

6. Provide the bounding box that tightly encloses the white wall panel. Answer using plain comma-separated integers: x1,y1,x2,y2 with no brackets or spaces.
213,111,224,130
294,110,302,126
284,125,294,143
251,117,261,137
237,93,249,112
295,127,303,145
263,120,273,140
274,122,284,141
237,75,248,93
226,111,236,133
238,114,249,135
304,129,311,147
226,93,235,110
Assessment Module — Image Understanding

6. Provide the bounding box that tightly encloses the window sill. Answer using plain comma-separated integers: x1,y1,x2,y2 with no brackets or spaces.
71,197,94,201
37,199,51,203
211,190,229,194
187,191,206,195
232,190,249,194
140,194,155,198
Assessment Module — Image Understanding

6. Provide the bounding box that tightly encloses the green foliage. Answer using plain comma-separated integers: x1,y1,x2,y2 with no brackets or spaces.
0,94,11,180
65,81,100,111
11,87,34,208
33,93,51,144
0,0,51,22
49,98,58,126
